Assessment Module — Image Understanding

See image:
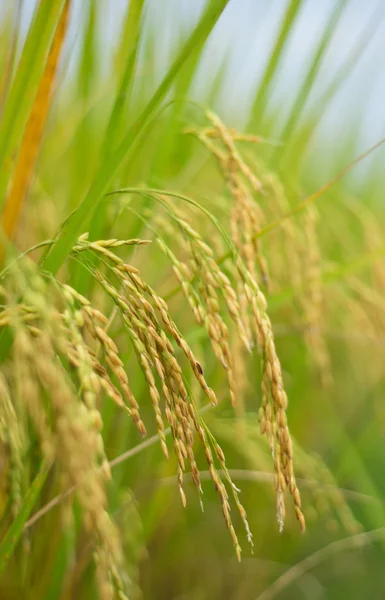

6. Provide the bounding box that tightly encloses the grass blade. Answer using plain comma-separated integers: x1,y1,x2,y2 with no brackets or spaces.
0,464,49,577
42,0,231,276
0,0,70,249
102,0,146,155
88,0,146,249
0,0,23,118
277,0,348,153
0,0,66,211
250,0,303,122
282,1,385,173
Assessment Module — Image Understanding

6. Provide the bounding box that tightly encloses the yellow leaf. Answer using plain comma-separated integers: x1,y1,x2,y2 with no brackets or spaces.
0,0,70,255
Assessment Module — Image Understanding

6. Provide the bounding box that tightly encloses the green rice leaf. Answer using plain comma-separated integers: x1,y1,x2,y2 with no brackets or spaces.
250,0,303,122
41,0,230,276
0,464,49,577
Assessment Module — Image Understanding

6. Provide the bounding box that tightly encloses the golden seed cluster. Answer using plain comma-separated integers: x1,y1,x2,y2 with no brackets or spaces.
72,237,255,556
186,111,269,290
147,193,305,532
0,260,128,599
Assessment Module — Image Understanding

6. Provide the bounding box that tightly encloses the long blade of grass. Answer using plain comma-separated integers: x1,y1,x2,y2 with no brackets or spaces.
0,0,66,211
88,0,146,251
77,0,96,101
148,18,211,183
67,0,98,205
102,0,146,155
317,2,385,119
277,0,348,152
0,0,70,249
282,1,385,172
250,0,303,122
0,463,49,577
42,0,231,276
0,0,23,118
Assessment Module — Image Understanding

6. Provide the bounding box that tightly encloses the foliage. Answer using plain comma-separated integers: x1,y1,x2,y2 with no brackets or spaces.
0,1,384,598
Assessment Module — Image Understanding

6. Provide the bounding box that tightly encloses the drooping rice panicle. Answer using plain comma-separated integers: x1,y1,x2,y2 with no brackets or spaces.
72,239,258,556
185,111,269,290
0,374,24,517
0,258,128,599
148,195,305,531
300,207,332,387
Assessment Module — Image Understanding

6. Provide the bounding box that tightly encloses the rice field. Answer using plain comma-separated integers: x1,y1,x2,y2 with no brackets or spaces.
0,1,385,599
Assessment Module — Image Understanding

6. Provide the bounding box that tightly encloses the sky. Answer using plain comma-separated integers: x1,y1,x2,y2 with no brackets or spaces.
1,0,385,168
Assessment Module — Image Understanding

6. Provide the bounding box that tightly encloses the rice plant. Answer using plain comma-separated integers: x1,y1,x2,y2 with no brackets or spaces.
0,1,385,598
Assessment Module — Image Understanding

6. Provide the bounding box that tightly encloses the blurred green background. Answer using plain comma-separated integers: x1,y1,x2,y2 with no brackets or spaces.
1,1,385,599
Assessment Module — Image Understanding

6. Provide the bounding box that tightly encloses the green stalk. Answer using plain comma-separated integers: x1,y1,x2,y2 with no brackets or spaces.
250,0,303,122
102,0,146,155
277,0,348,156
0,0,66,211
0,464,49,577
42,0,230,276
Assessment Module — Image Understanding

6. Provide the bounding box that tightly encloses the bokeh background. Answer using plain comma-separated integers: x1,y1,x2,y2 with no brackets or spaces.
1,1,385,599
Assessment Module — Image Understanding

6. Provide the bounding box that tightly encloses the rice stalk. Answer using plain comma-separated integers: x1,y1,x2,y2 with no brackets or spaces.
1,0,70,249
